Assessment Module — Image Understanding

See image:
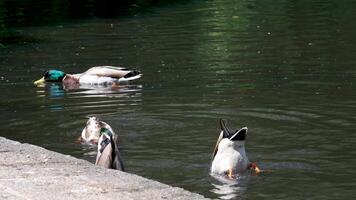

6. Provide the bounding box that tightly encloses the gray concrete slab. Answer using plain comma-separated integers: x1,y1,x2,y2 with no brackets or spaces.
0,137,208,200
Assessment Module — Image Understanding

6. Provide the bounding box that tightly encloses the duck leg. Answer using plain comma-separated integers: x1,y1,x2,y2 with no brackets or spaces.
227,168,235,179
248,162,261,174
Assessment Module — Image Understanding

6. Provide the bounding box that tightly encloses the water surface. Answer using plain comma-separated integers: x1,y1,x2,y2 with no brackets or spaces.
1,0,356,199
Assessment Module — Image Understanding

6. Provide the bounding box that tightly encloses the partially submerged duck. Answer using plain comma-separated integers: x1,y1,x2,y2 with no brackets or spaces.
34,66,142,87
211,119,260,178
96,127,125,171
79,117,124,171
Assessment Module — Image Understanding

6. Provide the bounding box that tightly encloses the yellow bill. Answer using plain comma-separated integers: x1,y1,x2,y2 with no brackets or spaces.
34,77,45,85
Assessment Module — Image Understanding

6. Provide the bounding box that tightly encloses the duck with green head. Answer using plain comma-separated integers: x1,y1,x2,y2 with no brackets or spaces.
34,66,142,87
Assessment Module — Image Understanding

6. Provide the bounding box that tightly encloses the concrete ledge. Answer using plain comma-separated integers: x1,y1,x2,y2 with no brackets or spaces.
0,137,208,200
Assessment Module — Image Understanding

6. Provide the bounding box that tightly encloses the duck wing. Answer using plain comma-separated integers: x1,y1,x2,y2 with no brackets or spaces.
95,141,114,168
83,66,141,79
95,133,125,171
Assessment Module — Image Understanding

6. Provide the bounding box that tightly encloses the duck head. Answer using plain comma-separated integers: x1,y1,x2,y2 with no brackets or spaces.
212,119,248,160
34,70,66,85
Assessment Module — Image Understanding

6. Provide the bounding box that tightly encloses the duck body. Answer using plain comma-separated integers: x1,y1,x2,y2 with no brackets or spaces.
72,74,120,85
211,119,260,178
80,116,113,144
211,137,250,174
34,66,142,86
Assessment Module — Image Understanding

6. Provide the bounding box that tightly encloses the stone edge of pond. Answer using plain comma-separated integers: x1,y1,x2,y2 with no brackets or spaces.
0,137,208,200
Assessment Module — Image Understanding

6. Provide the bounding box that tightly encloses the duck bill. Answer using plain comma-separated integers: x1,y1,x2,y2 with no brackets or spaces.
212,131,224,160
34,77,45,85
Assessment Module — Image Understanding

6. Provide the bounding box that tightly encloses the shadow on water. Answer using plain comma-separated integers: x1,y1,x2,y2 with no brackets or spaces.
0,0,191,45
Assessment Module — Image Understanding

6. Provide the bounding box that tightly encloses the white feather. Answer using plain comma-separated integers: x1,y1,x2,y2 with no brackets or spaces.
211,139,250,174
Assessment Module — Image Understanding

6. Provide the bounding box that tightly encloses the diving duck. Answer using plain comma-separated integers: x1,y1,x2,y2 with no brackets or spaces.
34,66,142,86
79,117,124,171
211,119,260,178
96,126,125,171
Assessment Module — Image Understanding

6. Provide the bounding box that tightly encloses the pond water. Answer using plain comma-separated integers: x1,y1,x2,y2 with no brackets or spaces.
1,0,356,199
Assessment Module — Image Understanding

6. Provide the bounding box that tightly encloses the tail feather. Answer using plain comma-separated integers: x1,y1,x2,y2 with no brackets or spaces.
95,127,124,171
111,135,125,171
123,70,141,78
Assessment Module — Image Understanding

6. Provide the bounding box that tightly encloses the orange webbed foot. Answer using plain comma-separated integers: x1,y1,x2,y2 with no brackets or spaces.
248,162,261,175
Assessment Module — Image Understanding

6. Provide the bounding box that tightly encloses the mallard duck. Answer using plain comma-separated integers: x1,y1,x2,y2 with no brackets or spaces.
79,116,111,144
96,127,125,171
34,66,142,86
79,117,124,171
211,119,260,178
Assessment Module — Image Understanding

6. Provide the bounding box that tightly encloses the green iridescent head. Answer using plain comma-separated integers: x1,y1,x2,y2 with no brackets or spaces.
34,69,66,85
44,70,66,82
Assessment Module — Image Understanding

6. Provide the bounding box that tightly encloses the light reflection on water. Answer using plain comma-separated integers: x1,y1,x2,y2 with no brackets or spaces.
210,174,249,200
34,83,143,114
1,0,356,199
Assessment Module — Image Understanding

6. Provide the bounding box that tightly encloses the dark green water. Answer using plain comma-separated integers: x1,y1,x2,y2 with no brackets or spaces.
1,0,356,199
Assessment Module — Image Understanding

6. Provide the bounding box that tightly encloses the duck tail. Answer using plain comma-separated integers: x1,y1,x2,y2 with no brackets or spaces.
124,70,141,78
119,70,142,82
111,134,125,171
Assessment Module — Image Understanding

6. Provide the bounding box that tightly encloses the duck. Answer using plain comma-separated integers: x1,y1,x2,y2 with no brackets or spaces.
211,119,260,178
79,117,124,171
79,116,112,144
34,66,142,87
95,126,125,171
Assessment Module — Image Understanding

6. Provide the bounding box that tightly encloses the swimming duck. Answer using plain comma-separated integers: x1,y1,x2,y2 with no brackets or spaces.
79,116,113,144
96,127,125,171
34,66,142,86
211,119,260,178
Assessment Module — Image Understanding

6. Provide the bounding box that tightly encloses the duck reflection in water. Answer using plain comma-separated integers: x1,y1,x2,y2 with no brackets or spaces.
210,174,249,200
46,84,65,98
37,82,142,113
39,81,142,97
39,84,66,111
